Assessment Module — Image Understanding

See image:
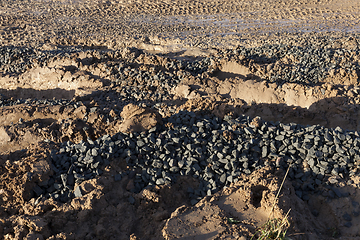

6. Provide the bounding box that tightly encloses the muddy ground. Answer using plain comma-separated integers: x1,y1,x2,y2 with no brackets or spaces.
1,0,360,239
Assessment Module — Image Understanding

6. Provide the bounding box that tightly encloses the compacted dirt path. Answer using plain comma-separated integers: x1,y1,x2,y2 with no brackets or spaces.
1,0,360,239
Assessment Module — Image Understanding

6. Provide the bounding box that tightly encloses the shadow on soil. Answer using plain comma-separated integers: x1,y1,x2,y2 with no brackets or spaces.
241,96,359,132
0,88,76,100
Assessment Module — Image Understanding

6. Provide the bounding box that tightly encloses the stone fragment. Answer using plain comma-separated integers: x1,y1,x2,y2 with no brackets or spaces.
156,178,165,185
74,186,83,198
114,174,122,182
344,222,352,228
343,213,352,221
33,185,43,196
128,196,135,204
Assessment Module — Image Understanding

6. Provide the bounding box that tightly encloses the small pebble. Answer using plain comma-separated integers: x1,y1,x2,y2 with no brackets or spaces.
128,196,135,204
343,213,352,222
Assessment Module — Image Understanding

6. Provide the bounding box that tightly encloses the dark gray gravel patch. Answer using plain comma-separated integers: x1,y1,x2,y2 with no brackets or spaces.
33,111,360,205
0,46,197,111
3,40,360,110
215,35,360,85
0,46,84,75
0,96,76,108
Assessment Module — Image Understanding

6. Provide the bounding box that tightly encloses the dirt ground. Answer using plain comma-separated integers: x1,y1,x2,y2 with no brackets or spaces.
1,0,360,239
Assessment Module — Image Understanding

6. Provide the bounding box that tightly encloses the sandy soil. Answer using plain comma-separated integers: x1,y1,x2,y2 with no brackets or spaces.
1,0,360,49
1,0,360,239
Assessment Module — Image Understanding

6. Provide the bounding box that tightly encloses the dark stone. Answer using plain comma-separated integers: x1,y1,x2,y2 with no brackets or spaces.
67,173,75,186
114,174,122,181
190,199,198,205
328,190,335,199
315,179,322,185
128,196,135,204
331,187,343,198
343,213,352,221
353,211,360,217
195,147,202,155
315,151,323,158
54,183,62,190
311,209,319,217
95,169,102,175
344,222,352,228
33,185,43,197
187,187,194,193
251,146,261,153
295,173,304,179
74,173,85,180
193,163,201,171
302,194,310,201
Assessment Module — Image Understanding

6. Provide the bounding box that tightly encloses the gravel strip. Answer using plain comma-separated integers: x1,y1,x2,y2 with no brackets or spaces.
34,112,360,204
215,35,360,85
2,36,360,89
0,46,84,75
0,96,76,107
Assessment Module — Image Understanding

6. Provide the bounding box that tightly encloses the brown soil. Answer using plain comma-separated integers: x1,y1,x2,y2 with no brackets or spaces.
1,0,360,239
118,103,162,133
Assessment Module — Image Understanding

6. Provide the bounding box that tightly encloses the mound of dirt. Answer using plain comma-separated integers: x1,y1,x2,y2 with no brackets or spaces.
118,103,162,133
162,167,360,240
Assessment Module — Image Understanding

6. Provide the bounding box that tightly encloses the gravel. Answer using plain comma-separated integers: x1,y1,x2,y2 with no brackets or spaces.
33,111,360,204
2,39,357,204
0,46,199,114
0,46,83,75
2,39,360,110
0,95,76,108
213,35,360,85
